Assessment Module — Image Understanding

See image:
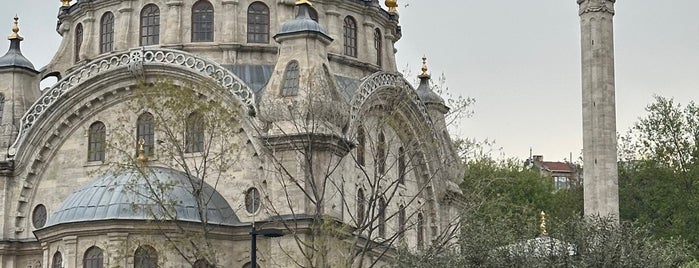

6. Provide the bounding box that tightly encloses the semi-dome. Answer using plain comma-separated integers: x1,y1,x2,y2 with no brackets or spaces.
45,167,240,227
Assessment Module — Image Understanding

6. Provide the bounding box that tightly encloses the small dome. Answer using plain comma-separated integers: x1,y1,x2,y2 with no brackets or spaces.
0,16,36,72
416,77,444,105
46,167,240,227
276,4,331,40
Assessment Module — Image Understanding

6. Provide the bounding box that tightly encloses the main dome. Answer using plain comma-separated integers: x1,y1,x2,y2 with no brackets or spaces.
45,167,240,227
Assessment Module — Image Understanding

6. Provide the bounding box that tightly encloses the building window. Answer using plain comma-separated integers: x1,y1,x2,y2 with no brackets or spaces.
88,121,106,161
417,213,424,250
343,16,357,57
52,252,63,268
554,176,570,190
374,28,382,66
247,2,269,44
356,127,365,166
140,4,160,46
378,197,386,237
185,112,204,153
308,7,318,22
137,112,155,156
100,12,114,53
280,60,300,96
357,188,365,225
245,187,261,214
398,205,406,241
84,246,104,268
377,131,386,174
32,204,47,229
398,147,405,184
75,23,83,63
192,0,214,42
134,245,158,268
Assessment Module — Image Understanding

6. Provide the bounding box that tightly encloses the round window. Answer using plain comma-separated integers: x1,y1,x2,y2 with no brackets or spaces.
32,204,47,229
245,187,261,214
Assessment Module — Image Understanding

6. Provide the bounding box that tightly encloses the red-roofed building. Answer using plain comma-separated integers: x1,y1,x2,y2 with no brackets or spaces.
526,155,581,190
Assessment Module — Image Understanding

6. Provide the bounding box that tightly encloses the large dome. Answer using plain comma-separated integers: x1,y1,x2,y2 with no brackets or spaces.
45,167,240,227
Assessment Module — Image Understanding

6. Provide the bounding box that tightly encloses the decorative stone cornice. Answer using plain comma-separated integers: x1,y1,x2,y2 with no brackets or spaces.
578,0,615,16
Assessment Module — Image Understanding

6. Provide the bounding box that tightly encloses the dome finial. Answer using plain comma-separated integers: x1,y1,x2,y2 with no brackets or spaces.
8,16,23,41
539,211,548,237
385,0,398,14
418,55,430,79
61,0,71,7
295,0,312,6
137,138,149,164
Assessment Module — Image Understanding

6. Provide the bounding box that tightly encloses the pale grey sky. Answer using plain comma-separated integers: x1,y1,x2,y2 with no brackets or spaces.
1,1,698,162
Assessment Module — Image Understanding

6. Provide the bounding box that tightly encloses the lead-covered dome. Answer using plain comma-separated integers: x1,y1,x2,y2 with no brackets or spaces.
275,3,330,40
45,167,240,227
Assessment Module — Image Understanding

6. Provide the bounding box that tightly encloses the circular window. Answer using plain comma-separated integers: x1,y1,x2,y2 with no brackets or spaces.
245,187,261,214
32,204,47,229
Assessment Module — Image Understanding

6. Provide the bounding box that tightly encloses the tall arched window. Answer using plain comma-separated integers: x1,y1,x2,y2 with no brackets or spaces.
374,28,382,66
377,131,386,174
140,4,160,46
398,205,406,241
280,60,300,96
398,146,405,184
137,112,155,156
75,23,83,63
185,112,205,153
343,16,357,57
134,245,158,268
356,127,365,166
378,197,387,237
192,0,214,42
100,12,114,53
356,188,365,225
247,2,269,43
52,252,63,268
417,213,424,250
88,121,106,161
84,246,104,268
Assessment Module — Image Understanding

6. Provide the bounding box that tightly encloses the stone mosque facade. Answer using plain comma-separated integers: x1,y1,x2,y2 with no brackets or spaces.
0,0,464,267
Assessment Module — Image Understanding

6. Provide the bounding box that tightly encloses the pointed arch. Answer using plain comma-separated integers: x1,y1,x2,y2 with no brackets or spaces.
134,245,158,268
52,251,63,268
84,246,104,268
280,60,300,96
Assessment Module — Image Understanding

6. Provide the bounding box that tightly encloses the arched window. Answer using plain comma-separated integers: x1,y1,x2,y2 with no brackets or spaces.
185,112,204,153
398,205,406,241
343,16,357,57
356,188,365,225
140,4,160,46
245,187,261,214
52,252,63,268
247,2,269,43
356,127,365,166
134,245,158,268
398,146,405,184
374,28,382,66
308,7,318,22
100,12,114,53
75,23,83,63
192,0,214,42
377,131,386,174
32,204,47,229
417,213,424,250
137,112,155,156
88,121,106,161
378,197,387,237
280,60,300,96
84,246,104,268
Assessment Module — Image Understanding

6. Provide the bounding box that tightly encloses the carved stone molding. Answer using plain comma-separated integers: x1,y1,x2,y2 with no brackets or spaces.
578,0,615,16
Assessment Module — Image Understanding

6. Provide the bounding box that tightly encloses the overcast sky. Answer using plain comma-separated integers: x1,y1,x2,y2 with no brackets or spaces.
1,1,698,162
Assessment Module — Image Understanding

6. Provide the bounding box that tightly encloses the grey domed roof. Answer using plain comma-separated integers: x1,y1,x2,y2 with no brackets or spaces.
275,4,331,41
0,39,36,72
46,167,240,227
416,76,444,105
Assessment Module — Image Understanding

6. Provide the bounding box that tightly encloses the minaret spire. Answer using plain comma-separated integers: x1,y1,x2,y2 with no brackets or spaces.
577,0,619,221
7,16,22,41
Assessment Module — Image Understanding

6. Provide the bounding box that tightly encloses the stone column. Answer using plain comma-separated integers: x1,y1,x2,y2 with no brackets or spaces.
79,12,95,61
325,9,341,54
62,236,77,268
116,0,135,50
578,0,619,220
221,0,240,43
384,33,397,72
362,21,376,65
163,1,184,45
107,232,130,268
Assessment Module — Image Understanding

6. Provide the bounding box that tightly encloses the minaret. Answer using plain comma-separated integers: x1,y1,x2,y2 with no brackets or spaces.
577,0,619,220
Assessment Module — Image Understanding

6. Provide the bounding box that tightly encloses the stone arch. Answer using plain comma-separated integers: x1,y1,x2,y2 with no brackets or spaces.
9,47,256,158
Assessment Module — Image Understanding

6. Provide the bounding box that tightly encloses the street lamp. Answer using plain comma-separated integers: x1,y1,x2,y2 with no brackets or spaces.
250,226,284,267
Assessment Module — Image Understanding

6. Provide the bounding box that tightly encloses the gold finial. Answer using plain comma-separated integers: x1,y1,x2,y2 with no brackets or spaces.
8,16,23,41
137,138,148,164
539,211,548,237
295,0,312,6
385,0,398,14
418,55,430,79
61,0,71,7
